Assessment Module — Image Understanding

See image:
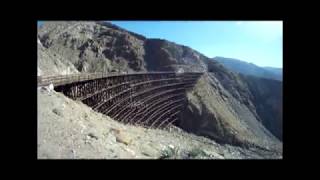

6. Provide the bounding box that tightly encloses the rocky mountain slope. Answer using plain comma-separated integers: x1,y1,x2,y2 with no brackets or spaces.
213,56,282,81
180,73,281,149
38,38,79,76
38,21,147,74
37,21,208,74
37,21,282,157
240,75,283,140
263,67,282,78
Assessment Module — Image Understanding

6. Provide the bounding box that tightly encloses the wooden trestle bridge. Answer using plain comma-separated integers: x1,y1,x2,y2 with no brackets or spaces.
38,71,203,129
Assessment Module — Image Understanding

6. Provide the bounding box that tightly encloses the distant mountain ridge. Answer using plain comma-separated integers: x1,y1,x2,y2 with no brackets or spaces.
213,57,282,81
263,67,282,77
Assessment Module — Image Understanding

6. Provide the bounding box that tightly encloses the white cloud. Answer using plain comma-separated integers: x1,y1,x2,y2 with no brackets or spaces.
236,21,243,25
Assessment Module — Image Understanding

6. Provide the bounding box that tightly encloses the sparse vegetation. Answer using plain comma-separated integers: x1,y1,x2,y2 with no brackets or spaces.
187,148,207,158
159,145,180,159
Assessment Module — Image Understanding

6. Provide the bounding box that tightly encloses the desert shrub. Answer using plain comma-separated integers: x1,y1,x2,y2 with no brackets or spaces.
159,145,179,159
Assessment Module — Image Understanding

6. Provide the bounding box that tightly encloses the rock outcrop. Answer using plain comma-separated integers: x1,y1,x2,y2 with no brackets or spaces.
38,21,146,74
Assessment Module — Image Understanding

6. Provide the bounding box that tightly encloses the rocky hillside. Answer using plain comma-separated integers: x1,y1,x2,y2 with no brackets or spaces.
144,39,207,72
38,21,208,75
38,88,281,159
180,73,281,150
38,21,282,155
263,67,282,78
38,21,147,74
38,38,79,76
240,75,283,140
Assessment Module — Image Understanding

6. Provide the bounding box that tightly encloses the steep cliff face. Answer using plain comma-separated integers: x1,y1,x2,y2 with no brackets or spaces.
240,75,283,140
180,73,281,150
37,21,282,150
204,59,283,142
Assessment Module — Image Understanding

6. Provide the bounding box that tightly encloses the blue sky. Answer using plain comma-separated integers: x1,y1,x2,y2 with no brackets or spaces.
110,21,283,68
38,21,283,68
